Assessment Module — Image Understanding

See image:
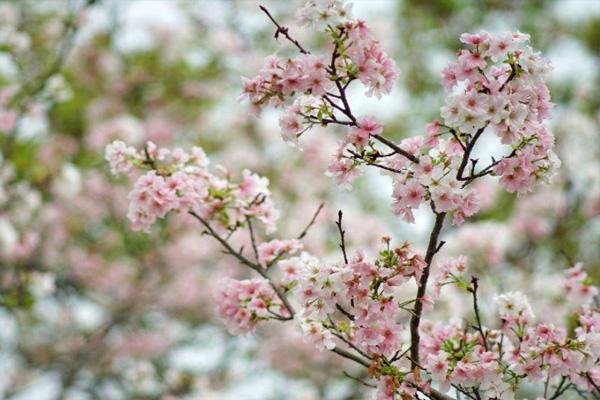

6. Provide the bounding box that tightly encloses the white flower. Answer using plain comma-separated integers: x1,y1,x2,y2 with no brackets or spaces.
494,291,535,321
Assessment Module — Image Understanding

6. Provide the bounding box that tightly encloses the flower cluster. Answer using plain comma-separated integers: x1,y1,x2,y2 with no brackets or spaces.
294,240,432,398
214,278,287,334
432,255,469,299
257,238,303,266
441,31,559,194
420,283,600,400
494,290,536,331
105,140,279,233
562,263,599,306
297,242,426,355
241,4,398,145
297,0,353,30
388,135,482,224
422,321,510,399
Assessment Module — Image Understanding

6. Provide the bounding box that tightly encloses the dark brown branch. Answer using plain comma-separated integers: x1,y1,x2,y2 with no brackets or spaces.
456,126,486,181
331,347,370,368
449,129,467,151
499,63,517,92
342,371,376,388
347,149,404,174
259,5,310,54
588,374,600,396
246,217,260,264
336,303,356,321
469,276,488,351
297,202,325,240
372,134,419,164
409,211,447,368
549,377,570,400
336,210,349,264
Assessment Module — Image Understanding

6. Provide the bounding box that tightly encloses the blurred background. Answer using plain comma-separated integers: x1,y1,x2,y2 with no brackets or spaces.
0,0,599,399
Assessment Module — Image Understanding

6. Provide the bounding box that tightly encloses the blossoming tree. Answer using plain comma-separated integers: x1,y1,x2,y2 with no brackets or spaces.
106,1,599,399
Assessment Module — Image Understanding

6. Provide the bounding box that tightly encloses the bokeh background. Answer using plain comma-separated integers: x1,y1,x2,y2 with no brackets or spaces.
0,0,599,399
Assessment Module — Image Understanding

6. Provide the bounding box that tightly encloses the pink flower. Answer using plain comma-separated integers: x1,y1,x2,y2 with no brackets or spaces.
215,278,285,334
257,239,303,266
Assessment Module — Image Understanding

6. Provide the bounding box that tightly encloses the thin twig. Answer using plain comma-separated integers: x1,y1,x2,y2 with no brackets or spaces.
331,347,370,368
246,217,260,264
342,371,376,388
297,202,325,240
371,134,419,164
469,276,488,351
259,5,310,54
336,210,349,264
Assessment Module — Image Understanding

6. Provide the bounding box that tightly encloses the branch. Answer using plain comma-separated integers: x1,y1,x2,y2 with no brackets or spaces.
331,347,370,368
469,276,488,351
409,211,447,368
246,217,260,264
456,126,486,181
342,371,376,388
336,210,349,264
259,5,310,54
297,202,325,240
372,134,419,164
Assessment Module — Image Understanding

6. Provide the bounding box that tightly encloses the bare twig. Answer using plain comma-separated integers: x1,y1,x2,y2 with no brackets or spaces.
342,371,376,388
246,217,260,264
331,347,370,368
336,210,349,264
469,276,488,351
297,202,325,240
259,5,310,54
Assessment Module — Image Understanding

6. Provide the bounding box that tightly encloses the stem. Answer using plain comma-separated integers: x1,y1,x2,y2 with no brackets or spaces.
246,217,260,264
259,5,310,54
469,276,488,351
456,126,486,181
297,202,325,240
331,347,370,368
336,210,349,264
409,211,446,368
371,134,419,164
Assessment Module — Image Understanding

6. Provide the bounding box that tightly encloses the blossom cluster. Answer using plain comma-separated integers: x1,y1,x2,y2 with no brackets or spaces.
244,22,559,227
257,238,303,266
387,134,482,225
419,276,600,400
296,0,353,30
562,263,599,306
214,278,287,335
422,320,511,399
241,5,398,144
105,140,278,232
295,240,429,397
297,241,426,351
374,31,557,226
441,31,559,194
